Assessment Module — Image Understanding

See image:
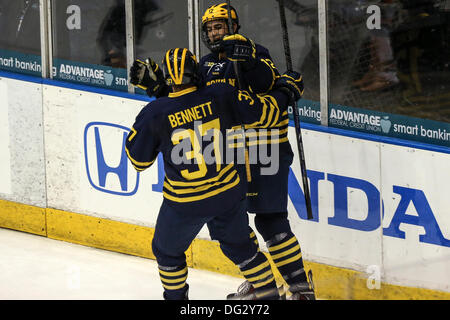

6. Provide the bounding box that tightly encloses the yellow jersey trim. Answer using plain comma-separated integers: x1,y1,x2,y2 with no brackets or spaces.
125,146,156,168
168,86,197,98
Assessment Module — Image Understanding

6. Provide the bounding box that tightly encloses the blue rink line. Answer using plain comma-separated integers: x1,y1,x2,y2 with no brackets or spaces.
1,69,449,155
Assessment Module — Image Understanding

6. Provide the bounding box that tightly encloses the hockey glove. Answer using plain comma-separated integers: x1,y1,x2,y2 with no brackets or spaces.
129,58,165,97
275,71,304,101
221,34,257,70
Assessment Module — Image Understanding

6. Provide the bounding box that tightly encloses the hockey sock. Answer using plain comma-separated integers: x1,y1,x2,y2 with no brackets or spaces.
267,232,308,286
253,213,308,287
158,263,189,300
238,251,279,299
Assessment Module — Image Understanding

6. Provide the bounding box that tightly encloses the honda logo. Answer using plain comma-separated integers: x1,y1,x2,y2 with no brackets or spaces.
84,122,139,196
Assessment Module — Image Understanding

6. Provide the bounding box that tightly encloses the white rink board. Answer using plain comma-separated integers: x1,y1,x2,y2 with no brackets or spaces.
286,129,383,271
43,85,162,227
0,81,11,195
0,77,46,207
380,144,450,291
286,127,450,292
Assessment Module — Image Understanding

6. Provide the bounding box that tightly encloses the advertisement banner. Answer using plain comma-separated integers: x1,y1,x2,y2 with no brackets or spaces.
328,103,450,148
293,99,322,125
0,49,41,77
53,58,128,92
288,100,450,148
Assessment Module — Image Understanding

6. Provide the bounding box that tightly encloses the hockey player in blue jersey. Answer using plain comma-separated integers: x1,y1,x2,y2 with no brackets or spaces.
125,47,304,300
129,3,315,300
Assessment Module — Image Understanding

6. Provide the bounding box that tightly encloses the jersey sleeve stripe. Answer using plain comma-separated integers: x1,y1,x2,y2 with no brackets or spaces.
125,146,156,168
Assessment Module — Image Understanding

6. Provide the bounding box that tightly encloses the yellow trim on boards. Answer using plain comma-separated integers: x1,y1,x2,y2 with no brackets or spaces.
0,199,46,236
46,208,158,260
0,199,449,300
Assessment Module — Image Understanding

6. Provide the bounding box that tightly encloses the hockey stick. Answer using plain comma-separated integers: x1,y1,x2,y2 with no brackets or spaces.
278,0,313,220
225,0,252,183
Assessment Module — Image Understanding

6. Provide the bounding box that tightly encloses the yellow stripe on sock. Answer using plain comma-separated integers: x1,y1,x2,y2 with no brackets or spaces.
270,244,300,260
246,269,273,283
158,266,187,277
275,252,302,268
252,275,275,289
241,260,270,276
162,282,187,290
268,236,297,252
160,274,188,284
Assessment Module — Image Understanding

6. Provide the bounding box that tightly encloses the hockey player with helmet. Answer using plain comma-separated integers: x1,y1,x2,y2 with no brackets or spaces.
125,47,304,300
200,3,315,301
129,2,315,300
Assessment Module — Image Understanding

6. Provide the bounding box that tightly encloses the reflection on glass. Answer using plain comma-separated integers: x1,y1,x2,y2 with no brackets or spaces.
199,0,321,123
327,0,449,123
53,0,125,67
0,0,41,76
133,0,188,67
52,0,127,90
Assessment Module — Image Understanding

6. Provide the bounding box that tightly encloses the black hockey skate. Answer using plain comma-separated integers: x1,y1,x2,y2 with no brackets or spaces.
226,280,285,300
227,281,255,300
163,284,189,300
288,270,316,300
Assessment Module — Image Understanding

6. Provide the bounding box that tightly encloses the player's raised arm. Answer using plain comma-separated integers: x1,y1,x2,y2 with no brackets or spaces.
125,107,160,172
230,70,304,128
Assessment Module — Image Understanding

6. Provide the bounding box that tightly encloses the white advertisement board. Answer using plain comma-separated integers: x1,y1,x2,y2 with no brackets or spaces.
380,143,450,291
286,128,450,292
43,85,162,227
0,77,46,207
0,80,12,195
286,129,383,271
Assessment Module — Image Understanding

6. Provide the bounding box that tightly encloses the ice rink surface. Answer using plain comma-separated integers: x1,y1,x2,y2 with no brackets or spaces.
0,227,434,319
0,227,243,300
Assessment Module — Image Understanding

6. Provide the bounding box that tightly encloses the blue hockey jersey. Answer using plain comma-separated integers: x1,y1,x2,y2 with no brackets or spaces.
125,83,290,215
199,43,293,177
